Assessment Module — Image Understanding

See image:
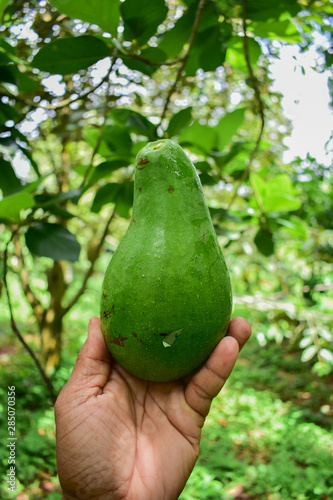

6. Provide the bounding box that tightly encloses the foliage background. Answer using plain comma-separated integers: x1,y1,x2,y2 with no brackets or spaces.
0,0,332,498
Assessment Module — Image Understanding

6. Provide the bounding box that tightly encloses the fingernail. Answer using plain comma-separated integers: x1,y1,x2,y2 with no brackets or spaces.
88,316,99,336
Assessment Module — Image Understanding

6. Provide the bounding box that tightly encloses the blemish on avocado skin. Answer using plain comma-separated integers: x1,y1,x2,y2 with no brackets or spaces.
162,329,183,348
138,157,149,168
168,185,175,193
102,304,115,318
110,335,128,347
132,331,149,346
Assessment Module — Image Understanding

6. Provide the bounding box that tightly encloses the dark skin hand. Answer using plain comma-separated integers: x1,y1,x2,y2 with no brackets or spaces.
55,316,251,500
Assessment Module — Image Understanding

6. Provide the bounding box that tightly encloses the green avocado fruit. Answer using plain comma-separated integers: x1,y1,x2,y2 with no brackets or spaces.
100,139,232,382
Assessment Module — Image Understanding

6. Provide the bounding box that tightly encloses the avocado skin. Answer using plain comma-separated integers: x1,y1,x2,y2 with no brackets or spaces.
100,139,232,382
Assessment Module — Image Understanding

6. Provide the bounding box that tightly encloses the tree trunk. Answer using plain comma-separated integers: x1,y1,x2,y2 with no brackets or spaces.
41,261,66,376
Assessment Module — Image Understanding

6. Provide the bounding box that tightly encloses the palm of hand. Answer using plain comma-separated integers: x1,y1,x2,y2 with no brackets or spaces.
55,317,250,500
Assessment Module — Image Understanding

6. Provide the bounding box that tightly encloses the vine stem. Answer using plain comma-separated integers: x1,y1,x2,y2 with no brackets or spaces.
159,0,208,128
3,233,57,405
226,0,265,213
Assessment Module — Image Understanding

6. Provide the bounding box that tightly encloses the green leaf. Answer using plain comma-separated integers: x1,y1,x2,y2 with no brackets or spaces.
0,39,18,67
0,191,34,221
212,141,248,168
32,35,110,75
49,0,120,36
199,172,217,186
158,1,227,63
195,161,212,173
121,55,159,76
121,0,168,46
214,108,246,151
139,47,167,63
254,228,274,256
21,175,50,194
34,189,83,208
47,205,75,220
185,22,229,76
0,101,20,124
0,64,38,92
114,181,134,218
0,51,11,65
0,128,40,176
250,19,301,43
18,146,40,177
111,108,157,139
102,125,132,155
200,23,229,71
157,3,194,57
91,181,133,217
25,222,81,262
264,194,302,213
11,67,39,92
87,159,130,186
0,158,22,195
84,128,110,157
246,0,301,21
226,36,261,72
166,107,192,138
0,65,16,84
0,0,11,20
250,172,266,209
209,206,241,223
91,183,121,213
179,121,218,153
251,173,302,213
277,216,309,239
1,125,28,145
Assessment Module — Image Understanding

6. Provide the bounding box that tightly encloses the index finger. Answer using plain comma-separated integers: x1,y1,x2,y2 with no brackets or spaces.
227,316,252,351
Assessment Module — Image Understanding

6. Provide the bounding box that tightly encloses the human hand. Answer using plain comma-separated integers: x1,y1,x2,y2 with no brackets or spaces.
55,316,251,500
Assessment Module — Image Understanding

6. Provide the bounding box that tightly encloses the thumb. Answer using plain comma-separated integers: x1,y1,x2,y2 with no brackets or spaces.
65,317,112,397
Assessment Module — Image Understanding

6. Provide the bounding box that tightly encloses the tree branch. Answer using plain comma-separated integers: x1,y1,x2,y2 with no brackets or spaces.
13,236,45,328
61,208,116,318
80,61,116,188
159,0,208,127
226,0,265,212
2,59,113,111
127,53,184,68
39,69,113,111
3,234,56,405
